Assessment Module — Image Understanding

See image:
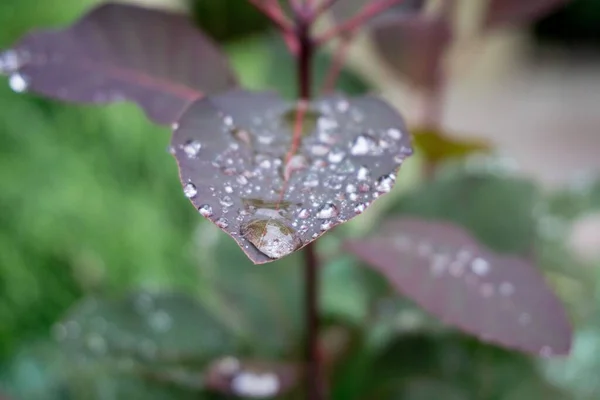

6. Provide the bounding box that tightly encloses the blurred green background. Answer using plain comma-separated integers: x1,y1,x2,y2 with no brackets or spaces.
1,0,600,399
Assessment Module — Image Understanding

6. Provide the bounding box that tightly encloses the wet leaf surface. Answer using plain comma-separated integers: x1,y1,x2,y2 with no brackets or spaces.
205,357,299,398
484,0,568,29
55,292,236,366
412,127,492,164
172,89,412,264
345,217,573,355
371,14,451,89
0,3,237,125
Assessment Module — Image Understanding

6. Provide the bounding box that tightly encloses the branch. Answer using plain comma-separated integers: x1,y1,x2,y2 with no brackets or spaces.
316,0,405,44
313,0,340,20
247,0,294,33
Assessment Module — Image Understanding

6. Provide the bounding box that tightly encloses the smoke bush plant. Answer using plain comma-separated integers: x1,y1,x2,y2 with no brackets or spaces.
0,0,577,399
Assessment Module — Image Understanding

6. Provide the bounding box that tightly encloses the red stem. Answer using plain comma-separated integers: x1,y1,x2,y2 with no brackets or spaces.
321,35,353,94
316,0,405,44
313,0,340,20
247,0,293,32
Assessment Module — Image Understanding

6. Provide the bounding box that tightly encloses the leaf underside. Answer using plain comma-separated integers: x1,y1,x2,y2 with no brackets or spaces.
0,2,237,125
345,217,572,355
171,89,413,264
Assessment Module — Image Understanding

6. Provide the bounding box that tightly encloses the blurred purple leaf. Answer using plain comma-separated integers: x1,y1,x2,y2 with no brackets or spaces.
205,357,300,398
371,14,451,89
484,0,569,29
345,217,572,355
330,0,426,25
172,89,412,264
0,2,237,125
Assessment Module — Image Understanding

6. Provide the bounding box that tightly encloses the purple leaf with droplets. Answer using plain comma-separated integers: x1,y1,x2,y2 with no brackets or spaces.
484,0,568,29
205,357,299,398
345,217,572,356
171,89,412,264
0,3,237,125
371,14,452,89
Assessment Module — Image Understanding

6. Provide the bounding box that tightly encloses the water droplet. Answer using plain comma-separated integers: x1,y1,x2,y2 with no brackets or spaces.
237,175,249,185
241,218,302,259
298,209,310,219
349,193,358,201
182,139,201,158
311,144,330,156
231,372,280,398
327,149,346,164
498,282,515,296
470,257,490,276
167,145,176,155
350,134,379,156
0,50,21,73
171,122,179,130
304,173,319,188
224,185,234,194
216,218,229,228
375,173,395,193
354,203,367,213
346,183,357,193
223,115,234,126
386,128,403,140
85,333,107,355
317,116,338,131
220,196,234,208
320,221,334,230
316,203,339,219
199,205,213,217
259,159,272,169
336,99,349,113
148,310,172,333
184,182,197,198
357,166,370,181
9,72,28,93
358,182,370,192
284,154,308,180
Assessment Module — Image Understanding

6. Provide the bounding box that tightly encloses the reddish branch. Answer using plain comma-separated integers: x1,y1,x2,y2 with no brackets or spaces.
321,34,354,94
316,0,405,43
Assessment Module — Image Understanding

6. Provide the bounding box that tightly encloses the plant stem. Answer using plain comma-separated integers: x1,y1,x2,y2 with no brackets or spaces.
296,12,324,400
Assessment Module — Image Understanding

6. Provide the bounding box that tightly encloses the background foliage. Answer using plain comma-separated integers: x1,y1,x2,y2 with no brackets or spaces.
1,0,600,399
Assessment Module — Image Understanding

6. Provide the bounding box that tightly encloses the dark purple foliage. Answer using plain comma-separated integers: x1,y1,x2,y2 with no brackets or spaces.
171,89,412,263
484,0,569,29
371,14,451,90
0,3,237,125
345,217,572,355
205,358,299,398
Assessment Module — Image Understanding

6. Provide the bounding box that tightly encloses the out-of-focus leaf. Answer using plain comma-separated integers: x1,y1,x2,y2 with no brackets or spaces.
330,0,426,26
172,89,412,264
204,357,300,398
0,3,237,125
484,0,569,29
387,171,539,254
411,127,492,164
371,14,451,89
345,217,573,355
55,292,237,366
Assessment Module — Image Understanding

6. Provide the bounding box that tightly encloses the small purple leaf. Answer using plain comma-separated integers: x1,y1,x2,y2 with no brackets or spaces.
484,0,568,29
0,3,237,125
172,89,412,264
345,217,572,355
205,357,299,398
371,14,451,90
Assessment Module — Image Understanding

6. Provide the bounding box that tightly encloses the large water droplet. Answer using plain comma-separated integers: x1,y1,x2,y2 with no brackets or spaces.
386,128,403,141
470,257,490,276
354,203,368,213
184,182,197,198
198,204,213,217
9,72,29,93
327,149,346,164
0,50,21,73
298,209,310,219
311,144,330,156
220,196,234,208
224,185,234,194
357,166,370,181
375,173,396,193
349,134,380,156
216,218,229,228
241,217,302,259
182,140,201,158
320,220,334,230
231,372,280,398
316,203,339,219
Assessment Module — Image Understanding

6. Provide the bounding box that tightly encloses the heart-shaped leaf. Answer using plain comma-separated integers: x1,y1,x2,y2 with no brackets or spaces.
371,14,451,90
172,89,412,264
484,0,568,29
204,357,299,398
345,217,573,355
412,126,492,164
0,3,237,125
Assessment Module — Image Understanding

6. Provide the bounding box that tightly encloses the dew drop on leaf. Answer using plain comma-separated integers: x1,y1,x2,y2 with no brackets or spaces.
184,182,197,198
216,217,229,228
231,372,280,398
350,133,380,156
386,128,403,140
241,217,302,259
298,209,310,219
354,203,368,213
316,203,339,219
198,204,213,217
357,166,370,181
470,257,490,276
9,72,29,93
182,139,201,158
375,173,396,193
327,149,346,164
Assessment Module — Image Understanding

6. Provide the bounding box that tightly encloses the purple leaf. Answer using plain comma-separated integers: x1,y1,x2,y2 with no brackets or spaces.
205,357,299,398
330,0,426,25
171,89,412,264
345,217,572,355
484,0,568,29
371,14,451,90
0,3,237,125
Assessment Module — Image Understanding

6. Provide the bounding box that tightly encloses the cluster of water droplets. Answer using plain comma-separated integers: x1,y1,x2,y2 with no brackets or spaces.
212,357,281,398
174,94,410,260
1,49,31,93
